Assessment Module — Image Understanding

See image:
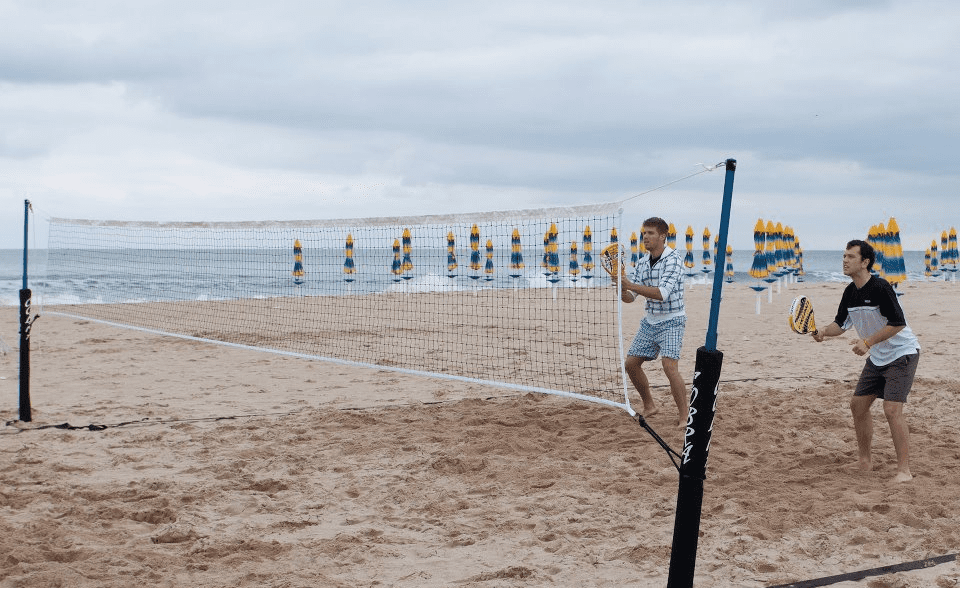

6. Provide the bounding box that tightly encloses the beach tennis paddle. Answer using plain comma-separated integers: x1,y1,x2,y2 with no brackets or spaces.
789,295,818,335
600,244,625,278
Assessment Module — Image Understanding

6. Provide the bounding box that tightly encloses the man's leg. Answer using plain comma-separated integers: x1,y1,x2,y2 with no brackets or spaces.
661,357,688,427
883,400,912,482
624,355,658,416
850,394,876,472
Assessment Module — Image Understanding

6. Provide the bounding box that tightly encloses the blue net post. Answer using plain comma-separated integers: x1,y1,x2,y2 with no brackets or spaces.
667,159,735,587
19,199,33,422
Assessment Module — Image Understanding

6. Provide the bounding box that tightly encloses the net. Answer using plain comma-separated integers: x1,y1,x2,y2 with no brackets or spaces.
43,203,632,411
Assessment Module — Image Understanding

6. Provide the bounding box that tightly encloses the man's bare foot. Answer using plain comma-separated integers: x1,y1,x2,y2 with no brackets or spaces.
892,471,913,483
642,404,660,418
845,459,872,474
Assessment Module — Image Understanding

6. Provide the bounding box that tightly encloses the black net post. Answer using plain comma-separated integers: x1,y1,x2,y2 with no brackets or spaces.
19,288,32,422
667,346,723,586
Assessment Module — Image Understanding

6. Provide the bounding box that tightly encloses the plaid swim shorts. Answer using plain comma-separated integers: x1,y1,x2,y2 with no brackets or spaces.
628,315,686,361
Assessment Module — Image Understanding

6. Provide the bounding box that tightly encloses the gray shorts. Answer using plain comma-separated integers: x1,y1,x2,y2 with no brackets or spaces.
854,352,919,403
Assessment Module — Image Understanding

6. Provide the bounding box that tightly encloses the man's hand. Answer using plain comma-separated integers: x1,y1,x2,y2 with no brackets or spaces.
812,331,825,343
851,339,869,356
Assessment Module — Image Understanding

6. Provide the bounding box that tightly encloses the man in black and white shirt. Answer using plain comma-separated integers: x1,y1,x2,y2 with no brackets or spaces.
813,239,920,483
616,217,688,427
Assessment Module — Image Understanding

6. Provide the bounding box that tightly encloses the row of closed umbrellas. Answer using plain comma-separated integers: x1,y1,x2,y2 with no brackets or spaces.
291,222,736,283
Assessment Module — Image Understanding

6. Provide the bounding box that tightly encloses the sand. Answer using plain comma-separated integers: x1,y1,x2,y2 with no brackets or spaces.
2,279,959,587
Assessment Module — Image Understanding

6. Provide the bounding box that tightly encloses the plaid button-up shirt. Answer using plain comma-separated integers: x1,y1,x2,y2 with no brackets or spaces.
630,245,686,322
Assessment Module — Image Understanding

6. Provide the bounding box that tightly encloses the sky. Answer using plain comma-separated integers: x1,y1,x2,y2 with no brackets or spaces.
2,0,958,250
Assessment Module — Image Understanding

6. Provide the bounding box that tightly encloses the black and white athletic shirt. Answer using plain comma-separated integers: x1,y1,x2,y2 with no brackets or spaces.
834,274,921,366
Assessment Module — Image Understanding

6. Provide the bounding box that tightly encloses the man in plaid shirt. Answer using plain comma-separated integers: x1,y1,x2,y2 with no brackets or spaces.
616,217,687,427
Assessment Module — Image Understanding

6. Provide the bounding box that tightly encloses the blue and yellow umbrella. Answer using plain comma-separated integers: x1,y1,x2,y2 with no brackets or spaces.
542,228,551,276
941,230,950,268
795,241,805,281
509,228,524,278
447,231,458,278
683,225,696,277
401,228,414,280
868,223,885,278
292,238,305,285
948,227,959,269
343,234,356,283
886,217,907,287
391,239,402,282
724,245,734,283
484,239,495,281
764,220,778,275
547,223,561,283
749,247,769,282
929,239,940,278
702,227,712,274
667,223,677,249
630,232,639,268
753,218,766,252
470,224,482,280
748,245,769,313
569,241,580,282
582,226,594,279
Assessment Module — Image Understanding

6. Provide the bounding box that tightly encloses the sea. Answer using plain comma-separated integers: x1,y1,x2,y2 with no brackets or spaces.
0,248,948,308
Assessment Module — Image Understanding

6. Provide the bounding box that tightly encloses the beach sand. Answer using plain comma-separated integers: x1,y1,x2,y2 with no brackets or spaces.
2,279,959,587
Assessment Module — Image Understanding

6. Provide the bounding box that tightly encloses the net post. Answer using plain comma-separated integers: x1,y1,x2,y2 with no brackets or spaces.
705,159,736,352
19,199,33,422
667,158,735,587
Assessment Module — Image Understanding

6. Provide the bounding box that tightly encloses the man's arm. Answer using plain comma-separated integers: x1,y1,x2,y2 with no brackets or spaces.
619,275,663,301
812,321,845,342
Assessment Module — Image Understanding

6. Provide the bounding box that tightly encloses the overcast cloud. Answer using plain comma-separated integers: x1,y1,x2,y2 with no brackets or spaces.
2,0,958,249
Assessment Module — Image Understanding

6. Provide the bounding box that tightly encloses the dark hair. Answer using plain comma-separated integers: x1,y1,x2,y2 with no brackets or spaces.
846,239,875,271
642,217,669,235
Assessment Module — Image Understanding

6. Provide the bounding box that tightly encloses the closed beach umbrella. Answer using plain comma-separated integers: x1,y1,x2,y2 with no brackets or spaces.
582,226,594,279
887,217,907,286
930,239,940,277
724,245,734,283
610,226,619,246
749,247,770,281
748,247,769,313
753,218,766,251
870,223,886,279
343,234,356,283
796,246,806,281
292,238,305,285
630,232,639,268
924,247,933,278
667,223,677,249
702,227,712,269
542,228,551,275
509,228,524,278
774,222,787,270
484,239,495,281
949,227,959,268
941,230,949,267
401,228,414,279
683,225,696,271
470,224,482,279
547,223,561,282
447,231,457,278
765,221,777,274
391,239,402,281
569,241,580,281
